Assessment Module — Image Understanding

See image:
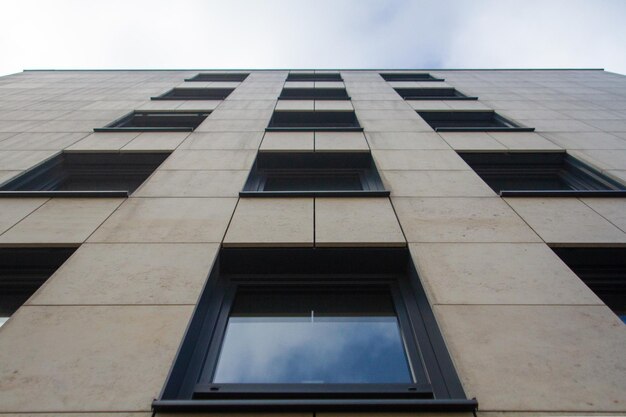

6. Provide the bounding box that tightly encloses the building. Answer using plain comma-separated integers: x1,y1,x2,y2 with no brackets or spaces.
0,68,624,416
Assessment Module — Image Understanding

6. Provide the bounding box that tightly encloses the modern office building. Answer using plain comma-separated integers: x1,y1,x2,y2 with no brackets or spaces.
0,68,624,416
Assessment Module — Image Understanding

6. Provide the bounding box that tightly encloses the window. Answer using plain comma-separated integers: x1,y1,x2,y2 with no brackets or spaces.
152,88,234,100
279,88,350,100
417,111,534,132
0,248,75,327
0,152,169,197
95,111,209,132
381,73,444,82
185,73,249,82
458,151,626,196
241,152,388,197
552,247,626,324
395,88,477,101
267,111,362,131
153,248,476,412
286,73,342,82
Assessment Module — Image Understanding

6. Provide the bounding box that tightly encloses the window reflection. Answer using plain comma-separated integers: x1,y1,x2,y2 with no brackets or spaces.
213,288,413,384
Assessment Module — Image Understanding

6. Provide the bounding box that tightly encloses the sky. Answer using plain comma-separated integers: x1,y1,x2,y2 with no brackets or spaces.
0,0,625,76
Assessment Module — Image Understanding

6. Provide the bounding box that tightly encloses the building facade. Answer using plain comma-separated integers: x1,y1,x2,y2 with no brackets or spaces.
0,69,624,416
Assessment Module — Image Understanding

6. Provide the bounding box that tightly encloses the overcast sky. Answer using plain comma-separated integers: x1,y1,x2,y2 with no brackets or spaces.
0,0,625,76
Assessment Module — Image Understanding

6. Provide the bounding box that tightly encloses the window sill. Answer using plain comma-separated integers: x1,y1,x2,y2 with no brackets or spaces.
266,127,364,132
500,190,626,197
239,190,390,197
94,127,194,132
405,96,478,101
435,127,535,132
0,191,129,198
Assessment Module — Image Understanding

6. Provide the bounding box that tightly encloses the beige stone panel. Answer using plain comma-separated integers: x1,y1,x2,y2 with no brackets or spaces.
570,150,626,171
0,170,20,185
476,413,626,417
438,132,506,151
122,132,189,151
29,243,217,305
373,150,470,170
411,243,602,305
319,414,470,417
607,169,626,185
0,198,48,235
224,198,313,247
158,149,256,170
176,100,222,111
487,132,562,150
445,101,491,110
314,81,345,89
541,132,626,150
284,81,314,88
195,118,268,132
381,171,495,197
406,100,452,110
260,132,314,151
393,197,541,243
387,81,452,88
89,197,236,243
178,131,263,150
314,100,354,111
359,118,433,132
135,100,184,110
218,100,276,110
315,198,405,247
0,305,193,412
66,132,140,151
315,131,369,151
134,169,247,197
0,198,123,245
209,109,274,120
505,197,626,245
0,150,58,170
365,132,450,150
275,100,314,111
356,109,422,120
0,132,88,150
434,305,626,412
352,100,411,111
581,198,626,232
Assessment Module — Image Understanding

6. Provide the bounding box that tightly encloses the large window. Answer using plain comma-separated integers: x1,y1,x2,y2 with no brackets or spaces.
395,88,477,101
95,111,209,132
286,73,342,82
185,73,249,82
279,88,350,100
0,152,169,197
418,111,534,132
381,73,444,82
267,111,362,131
458,151,626,196
240,152,388,197
153,248,476,412
152,88,234,100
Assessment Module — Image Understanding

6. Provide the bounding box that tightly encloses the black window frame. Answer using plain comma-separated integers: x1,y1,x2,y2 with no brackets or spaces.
153,247,477,413
552,247,626,323
395,87,477,101
267,111,362,132
185,73,249,82
0,247,76,325
458,151,626,197
0,151,170,198
417,110,534,132
152,88,234,101
240,152,389,197
286,73,343,82
279,88,350,100
94,111,210,132
381,73,444,82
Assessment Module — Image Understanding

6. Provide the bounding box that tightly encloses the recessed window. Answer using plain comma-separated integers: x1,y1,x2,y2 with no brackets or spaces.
152,88,234,100
286,73,342,82
279,88,350,100
381,73,444,82
0,248,76,327
552,247,626,324
185,73,249,82
241,152,388,197
395,88,477,101
95,111,209,132
458,152,626,197
418,111,534,132
267,111,362,131
153,247,476,412
0,152,169,197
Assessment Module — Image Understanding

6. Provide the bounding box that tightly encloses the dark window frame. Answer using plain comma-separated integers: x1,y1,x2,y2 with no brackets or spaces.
417,110,535,132
185,73,249,82
381,73,445,82
152,88,234,101
279,88,350,100
0,152,170,198
286,73,343,82
240,152,389,197
153,248,477,413
394,87,477,101
458,151,626,197
267,111,362,132
95,111,210,132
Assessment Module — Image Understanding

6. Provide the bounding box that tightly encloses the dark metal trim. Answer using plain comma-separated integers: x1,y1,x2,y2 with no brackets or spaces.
266,127,364,132
0,190,129,198
239,190,390,197
501,190,626,197
94,127,193,132
405,96,478,101
153,398,478,412
435,127,535,132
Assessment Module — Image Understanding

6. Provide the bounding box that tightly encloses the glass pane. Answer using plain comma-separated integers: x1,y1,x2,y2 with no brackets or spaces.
213,287,412,384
